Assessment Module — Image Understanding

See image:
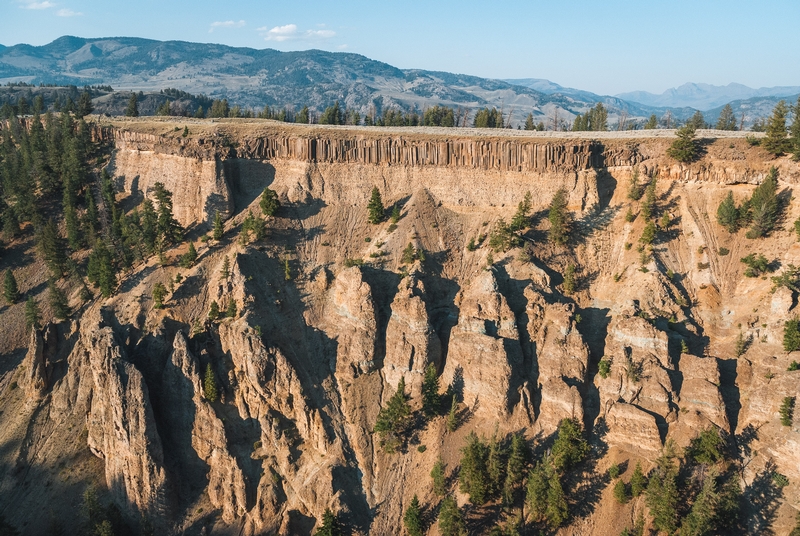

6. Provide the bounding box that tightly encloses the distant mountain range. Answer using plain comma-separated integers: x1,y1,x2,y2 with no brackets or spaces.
616,82,800,110
0,36,796,128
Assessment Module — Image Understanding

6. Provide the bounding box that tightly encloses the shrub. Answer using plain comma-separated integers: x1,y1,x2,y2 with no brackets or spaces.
598,359,611,379
740,253,772,277
788,361,799,371
718,247,729,256
608,463,620,479
625,207,636,222
784,318,800,352
343,258,364,267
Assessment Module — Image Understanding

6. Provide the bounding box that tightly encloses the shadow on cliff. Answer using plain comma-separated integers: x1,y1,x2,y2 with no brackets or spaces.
742,460,785,536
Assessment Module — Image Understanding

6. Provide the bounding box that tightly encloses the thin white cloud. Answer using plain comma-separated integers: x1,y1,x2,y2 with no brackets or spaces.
57,8,81,16
337,44,348,50
209,20,246,33
259,23,336,42
20,1,56,9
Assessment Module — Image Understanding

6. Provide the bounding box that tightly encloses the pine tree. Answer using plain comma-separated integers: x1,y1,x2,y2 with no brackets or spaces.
3,270,19,304
524,113,535,131
762,100,789,155
689,111,707,129
125,93,139,117
284,258,291,281
630,462,647,497
667,124,698,163
716,104,737,131
374,377,412,452
745,166,779,239
180,242,198,268
431,458,446,496
37,218,67,278
790,96,800,161
367,187,385,224
221,255,230,279
487,431,506,497
213,210,224,241
646,449,679,534
25,296,40,331
76,91,93,118
438,496,466,536
421,363,440,417
526,461,549,521
613,479,630,504
644,114,658,130
550,418,589,472
459,431,490,504
203,363,219,402
296,106,310,124
87,241,116,298
152,282,166,309
548,188,571,246
204,302,218,323
403,495,423,536
716,191,740,232
503,433,528,505
314,509,342,536
260,187,280,217
640,220,657,245
509,191,532,231
682,472,720,536
152,182,183,245
226,299,237,318
784,318,800,352
447,394,459,432
545,467,568,528
48,279,69,320
390,204,401,224
628,168,643,200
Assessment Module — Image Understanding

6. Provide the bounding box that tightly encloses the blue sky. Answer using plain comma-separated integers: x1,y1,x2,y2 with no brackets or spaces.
2,0,799,95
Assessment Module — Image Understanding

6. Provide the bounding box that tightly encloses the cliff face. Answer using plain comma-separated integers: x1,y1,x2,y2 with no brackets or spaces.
2,120,799,535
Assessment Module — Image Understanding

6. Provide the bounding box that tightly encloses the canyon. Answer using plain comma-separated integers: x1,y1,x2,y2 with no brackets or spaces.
0,117,799,535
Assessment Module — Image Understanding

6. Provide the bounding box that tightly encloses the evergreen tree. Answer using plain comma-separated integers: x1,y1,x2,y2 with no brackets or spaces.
682,471,721,536
431,457,446,496
213,210,224,241
545,467,568,528
373,377,412,452
746,166,779,239
487,431,507,496
180,242,198,268
438,496,466,536
627,168,643,200
314,509,342,536
201,302,217,323
296,106,310,124
83,188,99,243
204,363,219,402
689,110,707,129
716,191,740,232
550,418,589,472
524,113,536,130
447,394,459,432
403,495,423,536
25,296,40,331
548,188,571,246
686,427,725,465
630,462,647,497
503,433,528,505
667,124,699,163
421,362,440,417
715,104,737,130
762,100,789,155
509,191,532,232
641,177,658,220
319,102,344,125
221,255,231,279
48,279,69,320
125,93,139,117
783,318,800,352
790,96,800,160
367,187,385,224
3,270,19,305
260,187,281,217
76,91,93,118
226,299,237,318
645,449,679,534
613,479,630,504
459,431,490,504
37,218,67,278
640,220,657,245
87,241,116,298
644,114,658,130
526,461,549,521
152,182,183,244
152,282,166,309
140,199,158,253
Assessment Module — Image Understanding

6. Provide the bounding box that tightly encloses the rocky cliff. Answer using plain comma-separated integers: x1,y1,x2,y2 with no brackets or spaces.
1,118,799,535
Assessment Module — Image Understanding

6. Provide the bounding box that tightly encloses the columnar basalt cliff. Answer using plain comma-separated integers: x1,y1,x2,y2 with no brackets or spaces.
1,118,799,535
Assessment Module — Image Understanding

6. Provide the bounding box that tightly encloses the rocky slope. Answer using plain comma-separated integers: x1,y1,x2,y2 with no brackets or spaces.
0,118,799,535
